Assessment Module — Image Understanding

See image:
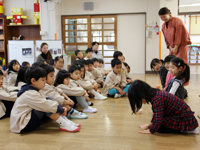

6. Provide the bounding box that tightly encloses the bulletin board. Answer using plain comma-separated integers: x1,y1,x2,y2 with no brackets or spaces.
35,40,63,59
8,40,35,65
190,16,200,35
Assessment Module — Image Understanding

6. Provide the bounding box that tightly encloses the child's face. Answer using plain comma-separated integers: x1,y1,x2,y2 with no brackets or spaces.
46,72,55,85
98,63,103,68
165,62,170,71
70,70,80,81
112,64,122,74
63,77,70,85
84,64,88,71
80,68,85,77
26,64,30,67
42,45,48,54
77,52,83,59
13,63,20,72
126,66,130,73
55,58,64,70
87,52,93,58
169,62,183,77
88,64,93,71
93,61,98,68
118,55,124,62
152,63,161,72
31,77,46,90
0,75,3,87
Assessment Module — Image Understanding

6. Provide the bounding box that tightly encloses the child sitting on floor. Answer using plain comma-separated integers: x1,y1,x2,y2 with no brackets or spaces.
54,56,64,78
102,59,130,98
7,60,20,86
10,67,80,133
128,80,199,134
75,50,83,60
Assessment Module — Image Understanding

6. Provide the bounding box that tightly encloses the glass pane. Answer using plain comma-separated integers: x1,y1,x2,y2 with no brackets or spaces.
104,58,113,63
104,51,114,56
66,45,76,51
65,32,75,37
104,37,115,42
98,45,102,50
77,18,87,24
77,31,88,36
65,19,76,24
104,18,115,23
98,51,102,54
65,38,76,43
104,45,114,50
104,31,115,36
91,18,102,23
77,25,87,30
77,37,88,43
78,45,88,50
65,25,75,30
104,63,111,69
104,24,114,29
91,24,102,30
92,37,102,42
91,31,102,36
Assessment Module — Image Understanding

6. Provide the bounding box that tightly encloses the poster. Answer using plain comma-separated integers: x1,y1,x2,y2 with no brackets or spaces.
22,48,32,57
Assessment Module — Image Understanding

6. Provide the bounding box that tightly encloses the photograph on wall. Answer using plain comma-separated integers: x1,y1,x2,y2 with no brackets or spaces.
54,50,57,55
22,48,32,57
36,47,40,51
58,49,61,54
49,49,53,54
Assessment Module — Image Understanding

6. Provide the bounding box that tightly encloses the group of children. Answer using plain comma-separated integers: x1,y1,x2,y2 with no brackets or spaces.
0,42,133,134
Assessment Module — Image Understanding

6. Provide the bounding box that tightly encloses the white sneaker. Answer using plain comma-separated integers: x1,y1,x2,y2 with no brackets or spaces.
114,93,122,98
59,125,80,132
94,94,107,100
83,106,97,113
61,115,81,127
186,128,200,134
68,110,88,119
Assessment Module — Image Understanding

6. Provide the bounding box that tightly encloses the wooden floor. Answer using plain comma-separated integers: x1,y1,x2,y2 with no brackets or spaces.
0,68,200,150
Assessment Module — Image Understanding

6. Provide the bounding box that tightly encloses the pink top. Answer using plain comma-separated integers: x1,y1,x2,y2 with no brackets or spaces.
165,72,174,89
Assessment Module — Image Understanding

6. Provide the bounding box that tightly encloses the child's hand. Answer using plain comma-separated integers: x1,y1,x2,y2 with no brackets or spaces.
136,109,143,115
139,129,151,134
93,83,98,91
117,88,123,95
83,90,87,96
67,99,74,106
2,70,7,77
140,124,149,130
62,107,67,116
85,96,90,101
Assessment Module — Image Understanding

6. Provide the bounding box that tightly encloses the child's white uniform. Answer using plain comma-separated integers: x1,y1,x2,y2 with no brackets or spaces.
88,68,103,84
0,85,19,118
7,71,18,86
17,82,26,89
54,68,59,78
102,71,127,95
43,83,65,105
84,57,90,60
10,89,59,133
97,67,106,77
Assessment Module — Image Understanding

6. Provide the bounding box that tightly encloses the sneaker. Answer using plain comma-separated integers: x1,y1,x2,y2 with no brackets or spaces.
94,95,107,100
186,128,200,134
114,93,122,98
61,115,81,127
87,101,93,106
68,110,88,119
83,106,97,113
59,125,80,132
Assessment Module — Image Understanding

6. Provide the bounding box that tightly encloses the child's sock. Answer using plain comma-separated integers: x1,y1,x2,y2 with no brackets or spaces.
61,115,81,127
57,116,80,132
67,107,74,115
56,116,69,126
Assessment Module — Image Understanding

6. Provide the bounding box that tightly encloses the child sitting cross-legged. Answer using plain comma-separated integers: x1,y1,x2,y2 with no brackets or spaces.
102,59,130,98
10,67,80,133
40,64,88,119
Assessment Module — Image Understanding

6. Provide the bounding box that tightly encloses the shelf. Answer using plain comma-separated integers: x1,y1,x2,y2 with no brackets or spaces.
0,49,5,52
7,24,40,27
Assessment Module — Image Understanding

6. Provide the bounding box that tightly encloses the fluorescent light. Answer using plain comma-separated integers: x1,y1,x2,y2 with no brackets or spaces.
179,2,200,7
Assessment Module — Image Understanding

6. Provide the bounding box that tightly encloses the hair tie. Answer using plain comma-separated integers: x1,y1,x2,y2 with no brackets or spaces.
178,62,181,66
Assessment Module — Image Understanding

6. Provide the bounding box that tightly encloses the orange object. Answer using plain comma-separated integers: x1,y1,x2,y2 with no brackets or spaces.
55,33,57,40
156,84,160,89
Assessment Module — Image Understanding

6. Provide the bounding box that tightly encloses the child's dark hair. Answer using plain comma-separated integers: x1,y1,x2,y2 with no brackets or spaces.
75,50,81,56
92,42,99,46
113,51,123,59
0,60,2,66
8,59,20,74
47,59,55,66
87,59,93,65
32,62,43,68
15,66,29,86
92,58,98,63
54,69,70,87
71,60,85,78
22,61,30,67
128,80,159,114
124,62,128,67
85,48,93,53
111,59,121,68
150,58,164,71
0,70,3,76
25,67,47,85
55,55,64,63
164,55,176,63
68,65,81,74
79,59,88,65
170,57,190,83
39,64,54,75
98,59,104,64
